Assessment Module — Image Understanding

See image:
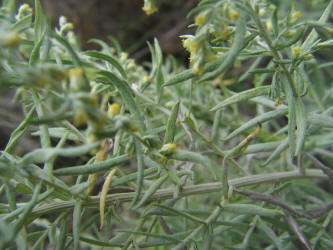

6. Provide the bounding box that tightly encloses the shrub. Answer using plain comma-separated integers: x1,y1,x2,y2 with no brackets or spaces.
1,0,333,249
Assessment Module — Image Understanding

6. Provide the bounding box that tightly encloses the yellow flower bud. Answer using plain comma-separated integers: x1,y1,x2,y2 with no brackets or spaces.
195,12,208,26
291,11,302,23
183,38,200,53
143,75,151,83
120,52,128,61
223,78,236,86
16,4,33,20
159,143,177,155
303,54,313,60
1,32,21,48
108,103,121,117
206,54,218,62
74,110,88,126
127,60,136,70
266,20,273,31
142,0,158,15
192,62,204,75
229,9,240,22
69,68,84,91
293,46,301,58
258,8,265,16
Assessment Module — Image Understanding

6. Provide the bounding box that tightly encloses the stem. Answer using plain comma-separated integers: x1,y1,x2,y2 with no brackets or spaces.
248,2,297,96
28,169,327,217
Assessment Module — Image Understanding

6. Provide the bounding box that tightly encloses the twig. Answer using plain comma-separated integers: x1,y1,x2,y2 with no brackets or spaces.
284,210,312,250
234,188,333,219
306,153,333,184
27,169,328,217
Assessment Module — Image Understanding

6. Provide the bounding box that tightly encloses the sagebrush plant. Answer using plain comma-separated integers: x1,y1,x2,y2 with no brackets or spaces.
0,0,333,249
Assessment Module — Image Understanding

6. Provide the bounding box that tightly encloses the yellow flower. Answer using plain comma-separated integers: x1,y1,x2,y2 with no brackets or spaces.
1,32,20,48
291,11,302,24
74,110,88,126
293,46,301,58
206,54,218,62
142,0,158,16
69,68,84,92
266,20,273,31
229,9,240,22
159,143,177,155
16,4,33,20
108,103,121,117
120,52,128,61
127,60,136,70
182,38,200,53
195,12,208,26
303,54,313,60
258,8,265,16
192,62,204,75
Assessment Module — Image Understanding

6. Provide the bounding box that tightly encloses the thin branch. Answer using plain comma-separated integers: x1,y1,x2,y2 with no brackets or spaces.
234,188,333,219
284,210,312,250
26,169,328,217
306,153,333,184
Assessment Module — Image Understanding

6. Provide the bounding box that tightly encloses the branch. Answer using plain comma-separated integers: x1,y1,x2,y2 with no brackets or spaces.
234,188,333,219
26,169,327,217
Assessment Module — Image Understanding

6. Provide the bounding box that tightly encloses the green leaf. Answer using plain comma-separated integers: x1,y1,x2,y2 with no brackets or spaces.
53,154,130,176
163,69,194,87
98,70,145,131
73,201,82,250
211,86,270,111
258,219,283,250
301,0,333,51
163,101,180,144
154,204,207,225
224,108,288,140
85,51,127,79
130,137,145,207
295,97,307,156
22,141,100,164
169,150,217,180
51,31,83,68
33,0,47,43
199,16,247,82
29,29,46,66
263,138,289,166
308,114,333,128
31,127,81,142
134,175,168,209
222,204,280,217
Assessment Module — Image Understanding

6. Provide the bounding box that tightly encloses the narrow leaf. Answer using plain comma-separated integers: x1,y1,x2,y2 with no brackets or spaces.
73,201,82,250
134,175,168,209
225,108,288,140
263,138,289,166
85,51,127,79
222,204,280,217
154,204,207,225
163,101,180,144
98,70,145,130
130,137,145,207
295,97,307,156
53,154,130,176
258,219,283,250
211,86,270,111
169,150,217,180
200,16,247,82
100,169,117,229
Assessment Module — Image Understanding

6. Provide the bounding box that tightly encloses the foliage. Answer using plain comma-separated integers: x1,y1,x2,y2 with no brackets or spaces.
1,0,333,249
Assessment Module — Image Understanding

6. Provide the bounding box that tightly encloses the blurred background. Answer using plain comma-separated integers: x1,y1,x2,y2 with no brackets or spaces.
32,0,194,58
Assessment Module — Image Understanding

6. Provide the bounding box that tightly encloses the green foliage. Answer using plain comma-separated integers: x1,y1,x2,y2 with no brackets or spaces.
1,0,333,249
